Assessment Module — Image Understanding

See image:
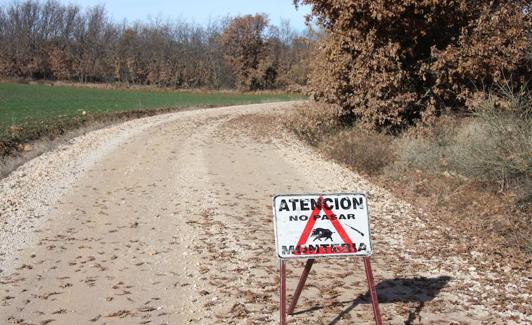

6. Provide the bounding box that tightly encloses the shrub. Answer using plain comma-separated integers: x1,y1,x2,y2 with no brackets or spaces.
447,90,531,191
394,87,531,192
393,120,452,173
294,0,531,130
320,128,395,176
285,102,344,146
292,88,530,196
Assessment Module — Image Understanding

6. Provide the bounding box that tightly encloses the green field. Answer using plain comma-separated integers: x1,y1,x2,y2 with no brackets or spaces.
0,83,301,127
0,83,303,156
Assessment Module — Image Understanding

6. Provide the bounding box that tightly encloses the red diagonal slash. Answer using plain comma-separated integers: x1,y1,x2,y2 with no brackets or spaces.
294,196,356,255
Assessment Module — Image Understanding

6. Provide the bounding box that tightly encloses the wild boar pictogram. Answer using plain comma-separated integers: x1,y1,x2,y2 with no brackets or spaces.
311,228,333,242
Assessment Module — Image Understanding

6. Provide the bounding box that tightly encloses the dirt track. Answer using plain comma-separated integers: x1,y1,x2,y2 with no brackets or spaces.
0,102,530,324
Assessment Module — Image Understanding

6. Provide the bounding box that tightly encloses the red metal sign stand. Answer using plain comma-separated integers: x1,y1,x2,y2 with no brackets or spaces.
363,257,383,324
280,260,287,325
279,257,382,325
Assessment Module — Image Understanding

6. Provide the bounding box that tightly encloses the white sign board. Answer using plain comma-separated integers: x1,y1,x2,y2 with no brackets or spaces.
273,193,372,259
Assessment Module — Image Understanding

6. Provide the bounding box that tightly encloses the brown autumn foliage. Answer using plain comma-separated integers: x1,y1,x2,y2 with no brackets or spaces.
295,0,531,130
0,1,314,90
220,14,316,90
221,14,270,90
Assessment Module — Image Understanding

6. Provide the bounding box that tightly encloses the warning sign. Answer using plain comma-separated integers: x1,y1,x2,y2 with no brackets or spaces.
273,193,372,259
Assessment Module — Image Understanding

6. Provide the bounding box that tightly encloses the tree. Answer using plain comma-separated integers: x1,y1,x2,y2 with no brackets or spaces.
221,14,271,90
46,41,74,80
295,0,531,130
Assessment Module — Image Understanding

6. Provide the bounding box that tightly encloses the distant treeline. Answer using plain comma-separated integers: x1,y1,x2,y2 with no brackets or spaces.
0,0,315,90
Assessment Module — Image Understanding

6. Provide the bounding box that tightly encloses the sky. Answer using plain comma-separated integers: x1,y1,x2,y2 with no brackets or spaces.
0,0,312,30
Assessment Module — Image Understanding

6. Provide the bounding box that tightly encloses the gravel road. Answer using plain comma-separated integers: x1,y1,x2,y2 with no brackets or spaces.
0,102,529,324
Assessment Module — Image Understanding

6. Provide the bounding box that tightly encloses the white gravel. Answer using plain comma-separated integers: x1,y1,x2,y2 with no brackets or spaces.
0,113,175,272
0,102,298,273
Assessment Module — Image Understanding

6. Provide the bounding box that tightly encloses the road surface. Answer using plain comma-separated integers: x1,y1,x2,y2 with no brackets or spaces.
0,102,529,324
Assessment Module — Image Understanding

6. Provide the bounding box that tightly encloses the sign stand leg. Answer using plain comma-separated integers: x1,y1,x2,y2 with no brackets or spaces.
363,257,383,325
288,258,314,314
280,259,287,325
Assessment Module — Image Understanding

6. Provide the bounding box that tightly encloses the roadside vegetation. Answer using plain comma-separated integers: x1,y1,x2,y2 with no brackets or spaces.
288,88,531,256
289,0,531,262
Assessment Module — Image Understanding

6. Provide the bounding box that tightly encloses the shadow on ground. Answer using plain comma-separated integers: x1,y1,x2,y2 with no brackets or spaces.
291,276,451,325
